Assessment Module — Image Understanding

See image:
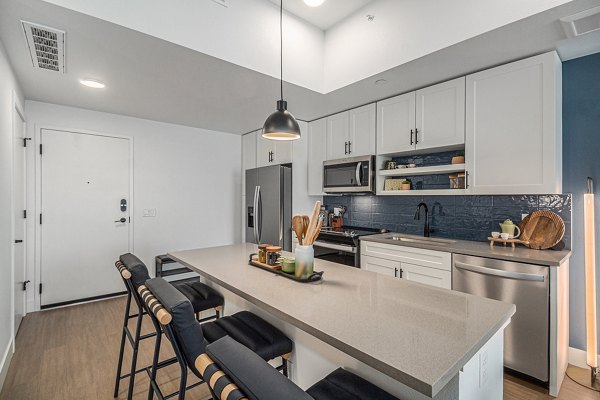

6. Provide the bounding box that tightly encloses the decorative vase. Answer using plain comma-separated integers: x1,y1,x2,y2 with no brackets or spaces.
294,245,314,279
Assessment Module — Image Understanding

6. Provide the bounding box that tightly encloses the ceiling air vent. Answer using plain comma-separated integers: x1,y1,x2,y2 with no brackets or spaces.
560,6,600,38
21,20,66,73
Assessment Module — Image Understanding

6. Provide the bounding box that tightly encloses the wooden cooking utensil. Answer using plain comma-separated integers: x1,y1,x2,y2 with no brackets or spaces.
292,215,304,245
302,215,309,241
519,210,565,250
307,218,323,245
305,201,321,245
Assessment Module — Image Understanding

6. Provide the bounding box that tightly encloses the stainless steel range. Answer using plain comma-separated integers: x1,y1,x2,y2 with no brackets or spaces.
314,226,387,267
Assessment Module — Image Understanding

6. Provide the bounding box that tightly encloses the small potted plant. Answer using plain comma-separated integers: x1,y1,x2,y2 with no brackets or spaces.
452,151,465,165
401,179,411,190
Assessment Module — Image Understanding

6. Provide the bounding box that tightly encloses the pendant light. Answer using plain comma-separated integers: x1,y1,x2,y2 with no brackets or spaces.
262,0,301,141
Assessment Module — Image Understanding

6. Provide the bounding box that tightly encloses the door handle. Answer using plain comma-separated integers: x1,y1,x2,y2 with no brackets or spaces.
410,129,414,145
22,280,30,291
415,128,419,144
454,261,545,282
344,142,348,155
115,218,127,223
348,141,352,154
355,162,362,186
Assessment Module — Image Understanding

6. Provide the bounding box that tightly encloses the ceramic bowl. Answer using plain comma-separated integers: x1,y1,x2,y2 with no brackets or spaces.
491,231,500,238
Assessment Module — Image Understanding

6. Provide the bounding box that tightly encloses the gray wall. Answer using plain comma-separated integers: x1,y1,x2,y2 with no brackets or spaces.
563,52,600,351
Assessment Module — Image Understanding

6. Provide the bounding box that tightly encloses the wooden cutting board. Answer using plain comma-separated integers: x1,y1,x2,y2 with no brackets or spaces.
519,210,565,250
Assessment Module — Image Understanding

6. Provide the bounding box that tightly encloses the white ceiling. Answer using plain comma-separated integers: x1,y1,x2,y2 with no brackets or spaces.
1,0,599,135
268,0,373,30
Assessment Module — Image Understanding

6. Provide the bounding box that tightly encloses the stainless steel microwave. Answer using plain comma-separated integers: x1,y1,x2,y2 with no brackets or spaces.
323,155,374,193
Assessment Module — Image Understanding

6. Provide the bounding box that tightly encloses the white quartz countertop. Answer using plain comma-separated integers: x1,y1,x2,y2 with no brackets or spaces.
169,243,515,397
361,233,572,266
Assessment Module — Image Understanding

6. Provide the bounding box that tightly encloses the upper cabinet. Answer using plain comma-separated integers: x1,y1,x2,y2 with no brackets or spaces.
326,104,376,160
416,77,465,150
377,78,466,155
308,118,327,196
242,131,257,170
377,92,416,155
465,52,562,195
257,130,293,168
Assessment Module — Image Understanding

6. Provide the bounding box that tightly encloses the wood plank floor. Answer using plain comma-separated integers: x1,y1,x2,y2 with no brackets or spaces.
1,297,598,399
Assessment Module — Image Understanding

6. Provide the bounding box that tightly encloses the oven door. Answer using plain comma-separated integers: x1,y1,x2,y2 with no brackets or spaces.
323,156,373,193
313,240,357,267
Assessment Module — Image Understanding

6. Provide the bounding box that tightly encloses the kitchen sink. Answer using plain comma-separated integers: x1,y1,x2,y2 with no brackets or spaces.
384,235,456,245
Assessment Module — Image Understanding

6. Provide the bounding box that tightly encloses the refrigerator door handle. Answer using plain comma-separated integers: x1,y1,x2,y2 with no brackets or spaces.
257,185,263,243
253,186,260,243
454,261,545,282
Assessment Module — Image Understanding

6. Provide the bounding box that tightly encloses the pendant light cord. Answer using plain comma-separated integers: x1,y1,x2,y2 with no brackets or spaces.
280,0,283,102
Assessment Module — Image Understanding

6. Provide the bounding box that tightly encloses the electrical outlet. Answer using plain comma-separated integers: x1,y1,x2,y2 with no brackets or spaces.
211,0,229,7
143,208,157,217
479,349,489,388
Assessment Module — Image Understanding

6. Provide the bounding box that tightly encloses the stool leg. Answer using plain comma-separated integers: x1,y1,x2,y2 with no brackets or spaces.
147,328,162,400
281,353,291,378
114,291,132,398
177,364,188,400
127,303,144,400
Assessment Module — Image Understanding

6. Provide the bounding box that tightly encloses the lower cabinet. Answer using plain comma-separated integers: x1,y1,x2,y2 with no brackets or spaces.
361,241,451,289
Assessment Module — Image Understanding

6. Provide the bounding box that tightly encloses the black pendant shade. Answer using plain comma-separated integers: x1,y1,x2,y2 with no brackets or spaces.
262,0,301,141
262,100,301,140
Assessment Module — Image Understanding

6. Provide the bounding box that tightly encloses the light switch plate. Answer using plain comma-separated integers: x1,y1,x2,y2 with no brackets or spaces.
143,208,157,217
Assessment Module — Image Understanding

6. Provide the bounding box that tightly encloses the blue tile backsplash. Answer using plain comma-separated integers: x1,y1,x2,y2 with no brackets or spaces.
323,194,572,249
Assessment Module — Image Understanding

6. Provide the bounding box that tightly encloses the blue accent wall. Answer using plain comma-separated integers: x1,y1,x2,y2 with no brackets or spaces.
563,52,600,351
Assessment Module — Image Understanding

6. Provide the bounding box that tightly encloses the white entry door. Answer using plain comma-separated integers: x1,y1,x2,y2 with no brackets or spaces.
40,129,131,307
13,105,26,332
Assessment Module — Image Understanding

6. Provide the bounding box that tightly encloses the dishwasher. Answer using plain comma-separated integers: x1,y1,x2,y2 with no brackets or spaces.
452,254,549,382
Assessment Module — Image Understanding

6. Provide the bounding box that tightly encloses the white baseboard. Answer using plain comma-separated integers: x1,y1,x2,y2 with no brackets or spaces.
569,346,600,369
0,338,14,393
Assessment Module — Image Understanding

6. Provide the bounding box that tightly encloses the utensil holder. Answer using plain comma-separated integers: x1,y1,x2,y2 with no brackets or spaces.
295,245,314,279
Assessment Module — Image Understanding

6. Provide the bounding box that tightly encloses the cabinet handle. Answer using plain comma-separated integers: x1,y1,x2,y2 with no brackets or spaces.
348,141,352,154
399,268,403,278
395,268,398,278
344,141,348,155
465,170,469,189
410,129,414,145
415,128,419,144
268,151,271,162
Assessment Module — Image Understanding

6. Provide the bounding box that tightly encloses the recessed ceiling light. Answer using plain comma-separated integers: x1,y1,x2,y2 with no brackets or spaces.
80,78,106,89
375,79,387,85
304,0,325,7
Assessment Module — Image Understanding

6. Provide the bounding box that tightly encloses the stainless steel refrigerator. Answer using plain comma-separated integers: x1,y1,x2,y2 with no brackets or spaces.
246,165,292,251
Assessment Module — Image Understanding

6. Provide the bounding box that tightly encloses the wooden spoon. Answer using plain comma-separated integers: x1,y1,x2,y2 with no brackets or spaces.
305,201,321,245
307,218,323,245
302,215,309,241
292,215,304,245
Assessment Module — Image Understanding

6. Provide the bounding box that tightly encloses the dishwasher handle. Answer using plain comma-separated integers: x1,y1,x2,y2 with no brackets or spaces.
454,261,545,282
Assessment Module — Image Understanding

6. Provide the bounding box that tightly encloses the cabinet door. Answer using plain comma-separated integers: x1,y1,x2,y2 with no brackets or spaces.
401,263,451,289
348,104,376,157
326,111,350,160
273,140,293,165
242,131,257,170
308,118,327,195
416,77,465,150
256,130,273,168
465,52,561,194
362,255,398,277
377,92,416,155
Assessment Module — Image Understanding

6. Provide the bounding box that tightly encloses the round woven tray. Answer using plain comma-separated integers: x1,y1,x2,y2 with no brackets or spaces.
519,210,565,250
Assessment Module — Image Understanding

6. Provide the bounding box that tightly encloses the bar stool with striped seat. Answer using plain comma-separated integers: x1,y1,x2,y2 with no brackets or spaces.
199,335,402,400
113,254,224,400
140,277,293,400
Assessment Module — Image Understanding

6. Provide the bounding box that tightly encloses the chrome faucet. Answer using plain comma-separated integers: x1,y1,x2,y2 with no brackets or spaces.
414,203,430,237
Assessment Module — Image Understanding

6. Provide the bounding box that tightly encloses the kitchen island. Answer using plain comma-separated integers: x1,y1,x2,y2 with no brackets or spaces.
169,243,515,400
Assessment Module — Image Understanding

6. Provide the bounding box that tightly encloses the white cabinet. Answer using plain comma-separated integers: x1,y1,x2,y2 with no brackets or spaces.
307,118,327,196
360,240,451,289
416,77,465,150
362,255,399,277
377,92,416,155
465,51,562,194
257,131,293,167
326,111,349,160
348,104,376,157
377,78,465,155
326,105,376,161
242,131,257,170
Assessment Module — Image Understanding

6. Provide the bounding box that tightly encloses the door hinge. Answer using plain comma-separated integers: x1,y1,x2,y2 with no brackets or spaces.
23,138,31,147
39,283,43,294
23,209,27,219
39,144,43,155
39,213,43,224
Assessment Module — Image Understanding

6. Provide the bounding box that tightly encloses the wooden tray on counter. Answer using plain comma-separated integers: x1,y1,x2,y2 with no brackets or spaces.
248,254,323,283
488,237,530,248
